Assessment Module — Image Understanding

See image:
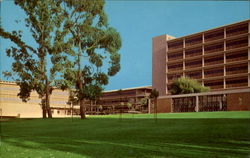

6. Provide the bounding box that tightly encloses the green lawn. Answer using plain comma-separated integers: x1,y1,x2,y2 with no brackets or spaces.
1,111,250,158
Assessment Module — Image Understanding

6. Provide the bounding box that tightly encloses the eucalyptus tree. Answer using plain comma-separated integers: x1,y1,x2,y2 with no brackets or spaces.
59,0,122,119
1,0,69,118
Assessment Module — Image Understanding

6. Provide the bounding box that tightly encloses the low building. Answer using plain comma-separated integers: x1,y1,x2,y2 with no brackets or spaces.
0,81,152,118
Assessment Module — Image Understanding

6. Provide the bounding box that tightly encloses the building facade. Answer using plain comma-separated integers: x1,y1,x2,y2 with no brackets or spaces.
0,81,151,118
152,19,250,112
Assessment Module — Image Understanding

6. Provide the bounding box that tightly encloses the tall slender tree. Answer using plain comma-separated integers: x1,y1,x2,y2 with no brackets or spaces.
150,89,159,122
1,0,69,118
59,0,122,119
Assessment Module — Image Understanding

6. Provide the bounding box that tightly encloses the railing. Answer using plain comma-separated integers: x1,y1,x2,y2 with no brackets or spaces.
168,51,183,60
204,30,224,42
226,38,248,50
226,24,248,37
226,64,248,75
204,80,224,90
186,71,202,79
226,50,248,63
168,63,183,72
185,48,202,58
168,40,183,51
204,55,224,66
226,78,248,88
185,60,202,69
204,68,224,78
185,36,202,47
204,44,224,54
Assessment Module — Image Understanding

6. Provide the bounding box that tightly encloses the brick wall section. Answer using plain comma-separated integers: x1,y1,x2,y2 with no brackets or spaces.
227,92,250,111
157,98,172,113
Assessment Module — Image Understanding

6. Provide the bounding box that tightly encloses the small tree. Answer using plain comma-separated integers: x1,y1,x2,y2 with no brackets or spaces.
139,97,148,112
149,89,159,122
170,77,210,95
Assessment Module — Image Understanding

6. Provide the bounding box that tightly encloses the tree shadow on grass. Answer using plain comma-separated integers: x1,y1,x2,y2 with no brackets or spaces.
1,118,250,158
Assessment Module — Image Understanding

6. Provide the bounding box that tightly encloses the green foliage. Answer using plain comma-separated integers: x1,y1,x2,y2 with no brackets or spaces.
60,0,122,118
139,98,148,107
1,0,69,118
170,77,210,95
149,89,159,99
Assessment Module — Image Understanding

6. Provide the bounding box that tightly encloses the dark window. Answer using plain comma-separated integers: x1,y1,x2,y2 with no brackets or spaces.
205,69,223,75
186,60,202,66
168,63,183,69
226,78,248,84
186,36,202,44
226,51,248,60
186,71,201,77
205,44,223,52
168,52,183,59
168,41,183,48
226,65,248,72
205,31,224,39
205,56,224,63
227,38,248,47
205,81,223,86
185,48,202,55
226,24,248,35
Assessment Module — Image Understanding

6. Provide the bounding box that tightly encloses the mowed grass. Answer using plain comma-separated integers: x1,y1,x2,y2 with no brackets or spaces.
1,111,250,158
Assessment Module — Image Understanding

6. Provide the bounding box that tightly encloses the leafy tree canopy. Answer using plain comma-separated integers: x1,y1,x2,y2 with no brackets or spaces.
170,77,210,95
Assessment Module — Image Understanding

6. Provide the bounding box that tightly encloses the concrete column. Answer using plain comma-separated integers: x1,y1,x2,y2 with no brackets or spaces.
248,48,250,87
224,27,226,39
183,38,185,49
202,33,205,43
196,96,199,112
224,27,227,89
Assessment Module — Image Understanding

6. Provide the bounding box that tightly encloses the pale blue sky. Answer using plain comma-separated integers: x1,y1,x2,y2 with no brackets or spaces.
0,1,249,90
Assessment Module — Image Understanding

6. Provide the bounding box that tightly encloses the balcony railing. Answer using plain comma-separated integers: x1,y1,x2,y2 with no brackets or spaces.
226,24,248,37
168,40,183,51
226,50,248,63
204,43,224,54
204,55,224,66
185,59,202,69
185,36,202,47
226,64,248,75
186,71,202,79
168,63,183,72
226,38,248,50
204,30,224,42
204,80,224,89
185,47,202,58
226,77,248,88
168,51,183,60
204,68,224,78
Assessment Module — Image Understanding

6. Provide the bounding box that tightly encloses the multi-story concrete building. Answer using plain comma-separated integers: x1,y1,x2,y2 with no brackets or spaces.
153,19,250,112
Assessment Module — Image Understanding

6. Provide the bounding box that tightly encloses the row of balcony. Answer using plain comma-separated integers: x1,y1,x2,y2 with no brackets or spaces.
167,23,248,50
167,63,248,81
167,37,248,61
168,51,248,72
167,76,248,91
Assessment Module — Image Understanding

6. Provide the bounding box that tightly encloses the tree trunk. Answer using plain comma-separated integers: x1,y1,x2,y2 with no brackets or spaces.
80,99,86,119
42,103,47,118
45,78,52,118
